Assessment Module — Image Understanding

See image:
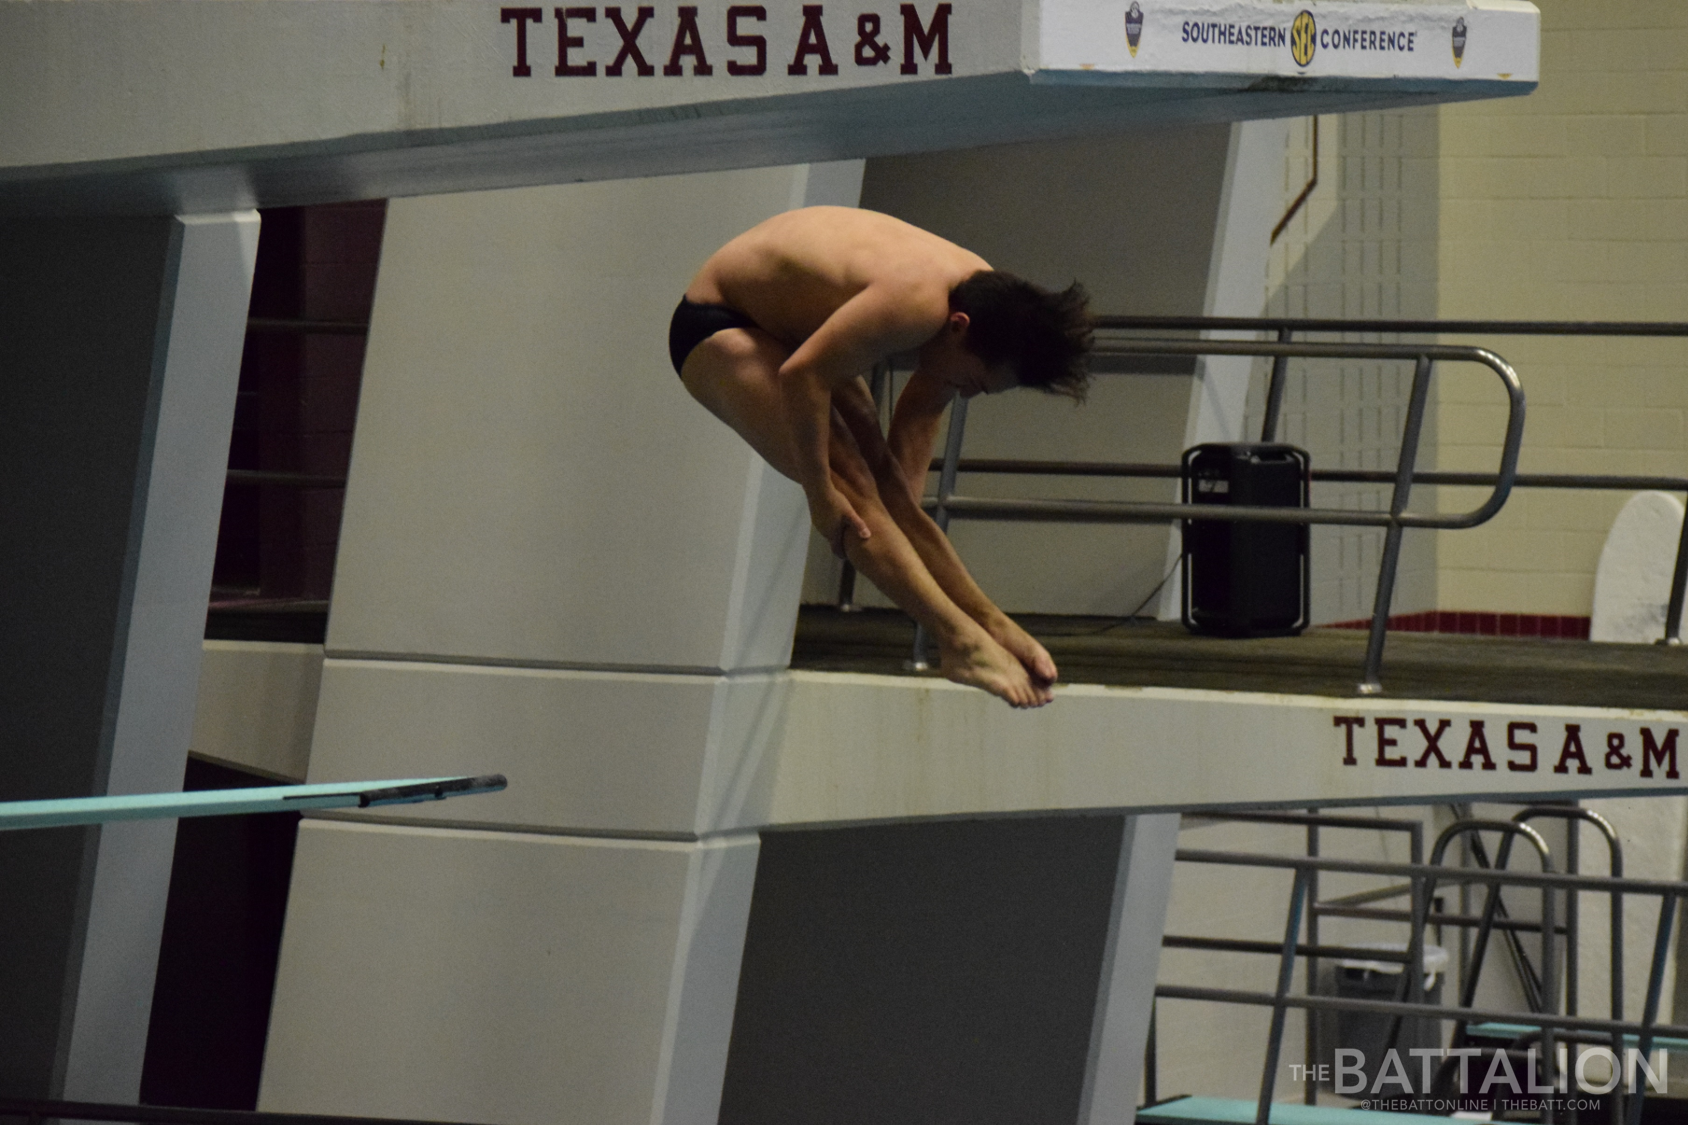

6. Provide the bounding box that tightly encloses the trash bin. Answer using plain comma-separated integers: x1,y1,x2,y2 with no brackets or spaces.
1180,443,1310,637
1322,942,1449,1096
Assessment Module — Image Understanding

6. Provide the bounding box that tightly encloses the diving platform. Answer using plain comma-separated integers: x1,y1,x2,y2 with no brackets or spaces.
0,0,1539,213
794,608,1688,711
295,610,1688,838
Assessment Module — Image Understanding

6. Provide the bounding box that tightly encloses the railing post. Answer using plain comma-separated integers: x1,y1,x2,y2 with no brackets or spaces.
1303,815,1320,1106
1260,327,1293,443
1565,816,1580,1019
1360,353,1435,695
1256,866,1311,1125
1627,892,1678,1125
1376,870,1431,1101
836,560,859,611
1611,841,1626,1125
1540,859,1559,1124
910,395,970,671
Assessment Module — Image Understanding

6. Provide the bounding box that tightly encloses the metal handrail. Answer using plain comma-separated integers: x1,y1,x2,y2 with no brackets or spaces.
1431,822,1557,1015
1430,821,1561,1119
848,314,1688,694
910,462,1688,647
1095,316,1688,337
933,340,1525,533
1512,807,1624,1022
1161,842,1685,1125
922,461,1688,496
910,337,1526,693
1183,810,1424,854
1154,986,1688,1045
1174,849,1658,892
1179,810,1424,1107
1510,806,1626,1125
852,315,1688,689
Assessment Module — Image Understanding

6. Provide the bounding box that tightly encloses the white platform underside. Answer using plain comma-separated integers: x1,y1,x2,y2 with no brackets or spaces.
0,0,1537,213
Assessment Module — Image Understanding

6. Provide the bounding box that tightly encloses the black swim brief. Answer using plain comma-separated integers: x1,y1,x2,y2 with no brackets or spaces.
669,297,761,376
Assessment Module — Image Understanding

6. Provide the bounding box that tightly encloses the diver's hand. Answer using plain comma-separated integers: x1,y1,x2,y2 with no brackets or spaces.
811,487,871,558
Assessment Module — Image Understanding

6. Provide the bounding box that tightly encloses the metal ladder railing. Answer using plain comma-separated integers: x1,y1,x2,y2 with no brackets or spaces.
1160,810,1426,1109
840,316,1688,694
1152,817,1682,1125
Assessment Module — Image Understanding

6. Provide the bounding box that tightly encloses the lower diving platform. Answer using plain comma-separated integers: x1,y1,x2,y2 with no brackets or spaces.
288,606,1688,838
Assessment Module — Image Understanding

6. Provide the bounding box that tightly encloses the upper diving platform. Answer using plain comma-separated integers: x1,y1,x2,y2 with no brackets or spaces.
0,0,1539,214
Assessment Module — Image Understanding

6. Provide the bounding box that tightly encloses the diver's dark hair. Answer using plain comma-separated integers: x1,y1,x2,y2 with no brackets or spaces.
949,270,1093,400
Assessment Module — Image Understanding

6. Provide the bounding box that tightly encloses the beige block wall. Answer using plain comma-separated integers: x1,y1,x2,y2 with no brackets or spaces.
1434,0,1688,615
1249,109,1443,624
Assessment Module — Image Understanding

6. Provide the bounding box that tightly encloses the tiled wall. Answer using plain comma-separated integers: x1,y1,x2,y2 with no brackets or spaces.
1327,609,1591,641
1249,110,1442,626
1433,0,1688,618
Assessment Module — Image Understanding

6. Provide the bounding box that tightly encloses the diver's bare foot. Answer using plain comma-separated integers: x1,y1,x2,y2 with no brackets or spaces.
938,632,1049,708
983,613,1058,693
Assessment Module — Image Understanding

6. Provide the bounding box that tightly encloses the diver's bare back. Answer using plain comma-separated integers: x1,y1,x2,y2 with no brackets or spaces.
684,207,989,352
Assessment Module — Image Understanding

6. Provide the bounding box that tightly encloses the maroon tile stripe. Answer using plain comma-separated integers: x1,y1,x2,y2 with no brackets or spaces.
1326,611,1591,640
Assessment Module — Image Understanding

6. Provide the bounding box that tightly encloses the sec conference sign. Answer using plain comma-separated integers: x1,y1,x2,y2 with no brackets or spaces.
1035,0,1539,86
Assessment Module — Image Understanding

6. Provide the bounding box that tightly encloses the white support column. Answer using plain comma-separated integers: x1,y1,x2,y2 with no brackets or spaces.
61,212,260,1101
1078,813,1181,1125
0,211,257,1099
1158,119,1293,619
650,835,768,1125
262,164,860,1125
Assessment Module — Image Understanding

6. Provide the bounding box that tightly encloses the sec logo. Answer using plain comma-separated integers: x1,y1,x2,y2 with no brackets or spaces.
1290,10,1316,67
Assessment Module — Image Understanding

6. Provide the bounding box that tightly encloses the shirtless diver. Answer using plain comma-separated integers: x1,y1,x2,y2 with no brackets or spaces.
670,206,1092,708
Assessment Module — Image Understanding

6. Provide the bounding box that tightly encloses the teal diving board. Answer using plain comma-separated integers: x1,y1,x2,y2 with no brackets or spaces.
1466,1021,1688,1052
0,774,507,831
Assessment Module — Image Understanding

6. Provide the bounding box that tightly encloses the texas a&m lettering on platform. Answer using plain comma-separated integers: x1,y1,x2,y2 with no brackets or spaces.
499,3,954,77
1334,715,1683,780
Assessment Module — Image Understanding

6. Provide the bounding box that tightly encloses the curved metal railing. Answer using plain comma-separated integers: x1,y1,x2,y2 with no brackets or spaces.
905,332,1528,694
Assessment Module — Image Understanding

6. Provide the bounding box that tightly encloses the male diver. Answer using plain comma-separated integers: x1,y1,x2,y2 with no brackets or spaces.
671,206,1092,708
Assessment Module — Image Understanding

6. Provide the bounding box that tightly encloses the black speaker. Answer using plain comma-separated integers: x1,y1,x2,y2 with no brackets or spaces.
1181,443,1310,637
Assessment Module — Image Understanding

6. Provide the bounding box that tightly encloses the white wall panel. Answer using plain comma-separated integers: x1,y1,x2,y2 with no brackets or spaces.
189,641,323,782
1254,110,1443,624
261,821,758,1125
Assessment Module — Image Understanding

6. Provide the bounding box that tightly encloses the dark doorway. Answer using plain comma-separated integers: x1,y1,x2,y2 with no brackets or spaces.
139,758,301,1109
212,200,384,628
